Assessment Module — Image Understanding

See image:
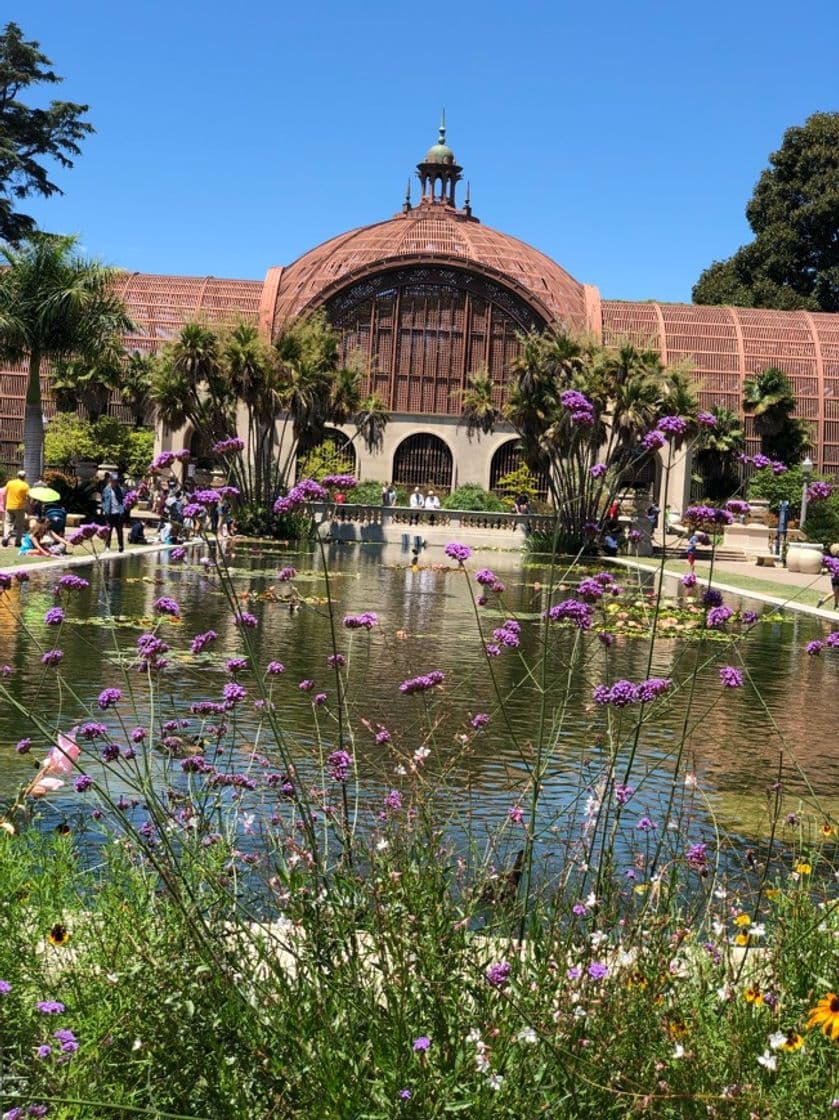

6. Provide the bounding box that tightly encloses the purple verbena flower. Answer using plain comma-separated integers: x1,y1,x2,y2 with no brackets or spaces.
399,671,445,695
73,774,93,792
97,688,121,709
328,749,353,782
412,1036,431,1052
153,596,180,617
444,542,473,563
277,566,297,582
343,612,378,630
590,463,607,479
485,960,511,988
191,630,218,655
719,666,744,688
41,649,63,666
44,607,64,626
36,1001,65,1014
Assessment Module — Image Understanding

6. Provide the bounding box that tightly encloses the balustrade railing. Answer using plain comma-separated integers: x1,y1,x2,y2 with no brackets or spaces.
307,502,556,535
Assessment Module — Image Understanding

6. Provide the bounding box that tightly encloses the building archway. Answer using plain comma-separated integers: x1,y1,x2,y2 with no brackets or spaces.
392,433,453,490
293,425,356,479
489,439,550,500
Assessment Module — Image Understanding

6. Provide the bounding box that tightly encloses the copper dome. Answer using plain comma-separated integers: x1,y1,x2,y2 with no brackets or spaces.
265,204,589,336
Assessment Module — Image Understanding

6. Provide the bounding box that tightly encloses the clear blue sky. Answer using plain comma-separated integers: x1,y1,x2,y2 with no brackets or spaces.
14,0,839,302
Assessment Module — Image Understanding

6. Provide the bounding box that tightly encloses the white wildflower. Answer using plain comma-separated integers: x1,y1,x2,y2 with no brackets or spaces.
486,1074,504,1091
672,1043,685,1059
768,1031,787,1051
517,1027,538,1044
757,1050,777,1071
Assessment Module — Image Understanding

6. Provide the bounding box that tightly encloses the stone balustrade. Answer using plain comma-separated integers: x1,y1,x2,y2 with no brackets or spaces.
307,502,556,548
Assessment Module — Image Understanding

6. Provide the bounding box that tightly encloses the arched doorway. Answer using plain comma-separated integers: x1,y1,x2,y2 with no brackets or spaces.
490,439,550,500
296,428,357,479
392,433,453,490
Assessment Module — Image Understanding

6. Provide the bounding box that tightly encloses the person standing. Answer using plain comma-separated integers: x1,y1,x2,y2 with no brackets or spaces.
101,472,126,552
817,554,839,611
409,486,424,525
686,531,699,571
382,482,397,507
424,488,440,526
2,470,30,548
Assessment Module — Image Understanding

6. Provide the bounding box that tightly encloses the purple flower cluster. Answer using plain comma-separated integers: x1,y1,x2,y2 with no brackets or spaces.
277,566,297,582
684,505,733,528
696,411,717,427
266,660,285,675
741,453,787,474
399,670,445,695
724,499,751,516
321,474,357,490
226,657,248,673
44,607,64,626
343,612,378,630
41,649,63,666
190,630,218,654
492,619,521,649
328,749,353,782
212,437,245,455
470,712,490,729
807,640,824,656
590,463,607,479
151,449,190,470
444,542,473,563
719,666,744,688
273,478,328,514
593,677,671,707
706,606,734,629
235,611,258,628
79,721,107,740
136,632,170,671
545,599,593,629
0,572,11,590
686,842,709,872
97,688,122,709
169,546,187,562
66,523,100,545
15,738,31,754
828,631,839,648
54,574,89,596
576,577,606,602
485,960,511,988
807,481,834,502
615,783,634,806
153,596,180,617
741,609,758,624
223,682,246,705
657,414,688,436
559,389,595,425
702,587,723,607
642,429,667,451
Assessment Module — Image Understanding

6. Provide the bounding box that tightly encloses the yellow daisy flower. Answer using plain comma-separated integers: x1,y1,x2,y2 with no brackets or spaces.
807,993,839,1040
821,823,834,838
744,985,763,1005
735,933,750,947
781,1030,804,1052
795,862,812,875
734,913,751,927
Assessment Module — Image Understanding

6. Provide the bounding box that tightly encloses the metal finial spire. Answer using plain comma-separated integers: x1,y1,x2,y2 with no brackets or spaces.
402,177,412,213
438,109,446,144
464,180,472,217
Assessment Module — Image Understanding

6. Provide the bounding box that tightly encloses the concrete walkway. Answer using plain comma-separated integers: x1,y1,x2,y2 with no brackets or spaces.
0,539,186,576
612,553,839,623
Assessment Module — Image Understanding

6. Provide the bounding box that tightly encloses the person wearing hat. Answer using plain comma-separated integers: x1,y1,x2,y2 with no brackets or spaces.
2,471,29,549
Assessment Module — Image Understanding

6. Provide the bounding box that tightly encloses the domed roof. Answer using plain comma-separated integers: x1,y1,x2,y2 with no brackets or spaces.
269,205,588,333
424,141,455,164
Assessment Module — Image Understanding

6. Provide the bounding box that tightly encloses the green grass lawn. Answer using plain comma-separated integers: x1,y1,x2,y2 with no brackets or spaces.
621,557,830,608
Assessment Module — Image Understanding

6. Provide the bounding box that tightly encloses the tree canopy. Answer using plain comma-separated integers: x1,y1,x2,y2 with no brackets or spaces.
693,113,839,312
0,22,93,245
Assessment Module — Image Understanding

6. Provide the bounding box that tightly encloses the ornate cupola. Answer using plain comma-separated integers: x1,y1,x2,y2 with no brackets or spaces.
416,112,463,207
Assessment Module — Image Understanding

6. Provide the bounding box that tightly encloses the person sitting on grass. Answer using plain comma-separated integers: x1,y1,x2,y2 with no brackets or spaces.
18,517,71,557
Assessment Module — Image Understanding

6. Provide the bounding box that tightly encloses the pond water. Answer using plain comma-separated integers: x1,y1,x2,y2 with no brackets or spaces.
0,542,836,851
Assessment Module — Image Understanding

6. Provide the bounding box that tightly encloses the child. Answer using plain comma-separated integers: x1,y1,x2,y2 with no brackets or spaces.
686,532,699,571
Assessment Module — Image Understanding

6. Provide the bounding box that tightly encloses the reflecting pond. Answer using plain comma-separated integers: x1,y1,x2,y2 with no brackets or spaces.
0,542,836,845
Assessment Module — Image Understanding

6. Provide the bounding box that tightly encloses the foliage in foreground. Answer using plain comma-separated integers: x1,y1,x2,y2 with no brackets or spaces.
0,493,838,1116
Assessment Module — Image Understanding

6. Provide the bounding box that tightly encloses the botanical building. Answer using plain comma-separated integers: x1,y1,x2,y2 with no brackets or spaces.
2,124,839,495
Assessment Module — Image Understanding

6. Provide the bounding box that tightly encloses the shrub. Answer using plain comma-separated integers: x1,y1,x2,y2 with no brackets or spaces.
441,482,505,511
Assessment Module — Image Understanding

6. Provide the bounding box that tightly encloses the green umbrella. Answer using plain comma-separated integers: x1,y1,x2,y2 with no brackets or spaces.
29,486,61,503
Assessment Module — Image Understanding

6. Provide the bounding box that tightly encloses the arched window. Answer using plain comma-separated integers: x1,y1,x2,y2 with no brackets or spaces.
296,428,357,479
392,433,453,490
324,265,545,417
489,439,550,499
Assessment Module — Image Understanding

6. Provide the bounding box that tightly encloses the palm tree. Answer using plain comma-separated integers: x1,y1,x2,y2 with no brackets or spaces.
49,338,124,421
459,369,500,440
694,405,745,500
354,392,389,454
743,365,810,461
0,233,132,479
121,351,155,428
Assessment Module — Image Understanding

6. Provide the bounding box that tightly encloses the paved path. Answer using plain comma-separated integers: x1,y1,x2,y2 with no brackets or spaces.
613,553,839,623
0,539,185,576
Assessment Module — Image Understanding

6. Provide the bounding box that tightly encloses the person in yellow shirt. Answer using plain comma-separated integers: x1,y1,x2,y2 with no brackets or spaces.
3,471,30,548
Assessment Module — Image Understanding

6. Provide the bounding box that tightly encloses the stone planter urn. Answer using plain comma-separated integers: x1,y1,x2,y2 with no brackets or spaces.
786,541,823,574
74,459,98,481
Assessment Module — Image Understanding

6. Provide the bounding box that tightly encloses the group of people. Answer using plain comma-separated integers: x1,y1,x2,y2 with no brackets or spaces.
0,471,71,557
